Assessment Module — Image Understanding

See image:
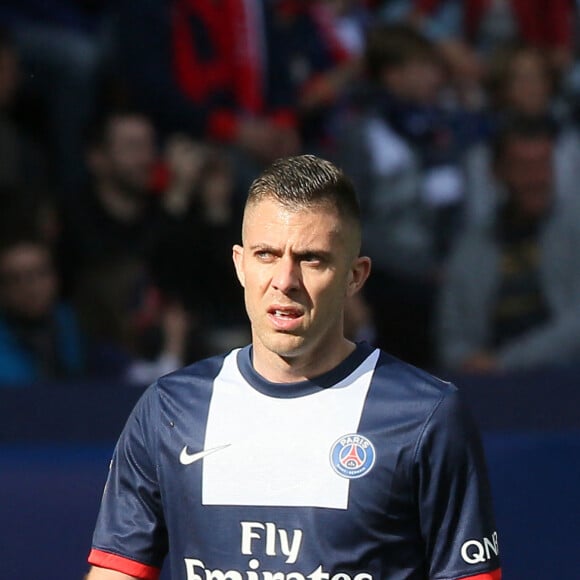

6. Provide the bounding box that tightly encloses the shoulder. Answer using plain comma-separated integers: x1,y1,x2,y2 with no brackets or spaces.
121,351,238,441
370,356,485,470
153,349,238,402
375,349,455,393
371,350,458,417
363,350,475,463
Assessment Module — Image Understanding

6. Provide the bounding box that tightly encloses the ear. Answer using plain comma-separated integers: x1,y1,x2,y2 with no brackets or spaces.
346,256,371,298
232,244,245,288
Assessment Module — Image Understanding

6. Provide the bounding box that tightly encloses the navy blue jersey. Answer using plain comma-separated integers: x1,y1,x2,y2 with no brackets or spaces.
89,343,501,580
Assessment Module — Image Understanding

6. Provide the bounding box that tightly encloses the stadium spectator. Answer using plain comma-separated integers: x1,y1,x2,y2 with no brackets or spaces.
337,23,468,368
437,116,580,373
150,136,250,357
0,236,84,386
409,0,575,103
412,0,574,61
111,0,358,187
57,108,191,383
57,108,161,292
463,43,580,225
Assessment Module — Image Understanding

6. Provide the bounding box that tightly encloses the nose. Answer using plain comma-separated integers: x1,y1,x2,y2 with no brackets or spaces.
271,255,301,293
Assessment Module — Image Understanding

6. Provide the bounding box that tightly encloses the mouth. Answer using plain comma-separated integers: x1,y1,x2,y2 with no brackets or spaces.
267,305,304,331
269,307,302,318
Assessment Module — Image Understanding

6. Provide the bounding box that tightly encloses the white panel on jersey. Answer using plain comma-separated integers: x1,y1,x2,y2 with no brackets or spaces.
201,349,379,508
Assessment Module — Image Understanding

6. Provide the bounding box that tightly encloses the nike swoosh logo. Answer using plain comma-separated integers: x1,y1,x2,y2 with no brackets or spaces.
179,444,231,465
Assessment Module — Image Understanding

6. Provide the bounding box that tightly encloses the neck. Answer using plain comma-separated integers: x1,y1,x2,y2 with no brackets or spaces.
251,338,356,384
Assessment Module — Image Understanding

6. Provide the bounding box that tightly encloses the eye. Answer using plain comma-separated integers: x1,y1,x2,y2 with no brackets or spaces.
255,250,275,262
301,253,323,265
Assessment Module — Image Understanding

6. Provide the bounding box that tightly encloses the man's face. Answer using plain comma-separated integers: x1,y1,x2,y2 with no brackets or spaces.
496,137,554,219
99,116,156,195
233,198,369,372
0,244,57,320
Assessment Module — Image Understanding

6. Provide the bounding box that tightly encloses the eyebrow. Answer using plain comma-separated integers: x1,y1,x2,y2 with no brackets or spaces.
294,250,333,262
248,243,277,254
248,244,333,260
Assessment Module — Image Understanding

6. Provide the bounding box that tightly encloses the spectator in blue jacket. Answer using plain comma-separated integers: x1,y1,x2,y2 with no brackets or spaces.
0,236,84,386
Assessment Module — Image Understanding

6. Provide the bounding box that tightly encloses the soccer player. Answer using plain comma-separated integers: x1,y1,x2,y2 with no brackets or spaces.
86,155,501,580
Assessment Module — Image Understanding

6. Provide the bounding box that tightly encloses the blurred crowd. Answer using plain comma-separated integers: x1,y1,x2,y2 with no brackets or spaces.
2,0,580,387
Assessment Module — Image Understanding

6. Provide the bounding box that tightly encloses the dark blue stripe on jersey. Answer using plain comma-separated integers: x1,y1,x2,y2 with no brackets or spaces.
236,342,375,398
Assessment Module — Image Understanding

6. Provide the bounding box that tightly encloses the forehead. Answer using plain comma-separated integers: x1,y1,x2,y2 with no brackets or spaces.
242,198,345,247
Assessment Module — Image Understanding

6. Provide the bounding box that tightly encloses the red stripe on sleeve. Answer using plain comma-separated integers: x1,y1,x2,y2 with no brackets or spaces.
458,568,502,580
88,549,161,580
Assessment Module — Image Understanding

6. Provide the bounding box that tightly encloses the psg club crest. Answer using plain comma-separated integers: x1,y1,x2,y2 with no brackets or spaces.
330,434,376,479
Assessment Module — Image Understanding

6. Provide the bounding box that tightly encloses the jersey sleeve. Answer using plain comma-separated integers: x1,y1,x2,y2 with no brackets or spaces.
414,387,501,580
88,385,168,580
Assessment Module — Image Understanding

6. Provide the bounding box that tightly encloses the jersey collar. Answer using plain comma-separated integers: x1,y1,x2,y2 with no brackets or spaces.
236,342,375,398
